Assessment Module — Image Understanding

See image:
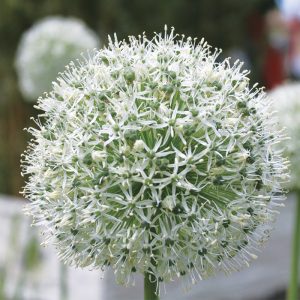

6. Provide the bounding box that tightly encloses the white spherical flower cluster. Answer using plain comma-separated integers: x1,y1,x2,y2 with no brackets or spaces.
268,82,299,190
22,28,288,287
15,16,100,101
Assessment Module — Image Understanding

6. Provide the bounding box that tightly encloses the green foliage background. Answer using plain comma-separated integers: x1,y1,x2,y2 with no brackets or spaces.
0,0,272,195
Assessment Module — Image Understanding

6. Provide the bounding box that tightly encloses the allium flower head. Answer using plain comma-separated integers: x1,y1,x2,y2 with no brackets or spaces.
22,27,288,287
268,82,299,190
15,16,100,101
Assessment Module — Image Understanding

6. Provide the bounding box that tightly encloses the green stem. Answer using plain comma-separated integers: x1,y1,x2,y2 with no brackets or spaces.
0,268,6,300
144,272,159,300
287,191,300,300
60,262,68,300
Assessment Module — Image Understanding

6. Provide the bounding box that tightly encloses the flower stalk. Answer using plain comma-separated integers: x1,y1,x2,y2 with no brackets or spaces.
60,263,68,300
287,191,300,300
144,272,159,300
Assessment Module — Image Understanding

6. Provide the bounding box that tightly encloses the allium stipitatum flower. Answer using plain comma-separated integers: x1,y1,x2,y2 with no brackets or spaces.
15,16,100,101
22,27,288,288
268,82,299,190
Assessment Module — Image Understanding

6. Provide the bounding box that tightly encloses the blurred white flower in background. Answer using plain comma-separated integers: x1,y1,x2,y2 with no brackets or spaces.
15,16,100,101
268,82,300,190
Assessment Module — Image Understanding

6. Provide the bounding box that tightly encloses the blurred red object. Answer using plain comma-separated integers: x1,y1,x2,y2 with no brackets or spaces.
263,45,286,89
263,8,289,89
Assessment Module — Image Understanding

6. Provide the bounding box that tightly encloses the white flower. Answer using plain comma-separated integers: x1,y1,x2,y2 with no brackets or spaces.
226,117,239,125
22,27,288,289
235,80,249,92
91,150,106,162
234,150,250,162
268,82,300,190
15,16,100,101
47,190,60,200
161,195,176,211
133,140,145,152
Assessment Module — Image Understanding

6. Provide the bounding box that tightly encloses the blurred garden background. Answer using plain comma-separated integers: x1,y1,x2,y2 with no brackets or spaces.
0,0,300,299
